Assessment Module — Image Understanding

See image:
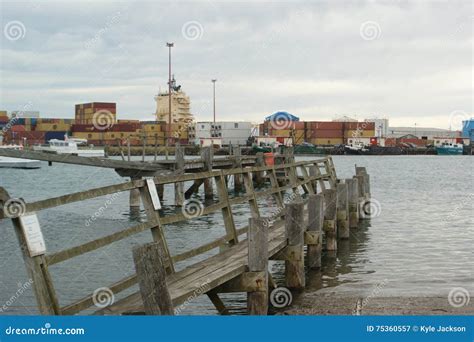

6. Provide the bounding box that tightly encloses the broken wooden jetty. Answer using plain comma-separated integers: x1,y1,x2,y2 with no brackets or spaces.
0,150,372,315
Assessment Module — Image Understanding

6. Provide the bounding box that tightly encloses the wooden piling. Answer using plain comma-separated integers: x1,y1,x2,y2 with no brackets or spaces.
201,147,214,199
307,194,323,269
233,146,243,192
347,178,359,228
355,174,367,219
247,218,268,315
132,242,174,315
336,183,349,239
254,152,264,187
285,201,305,289
129,176,141,212
174,144,185,206
323,189,337,251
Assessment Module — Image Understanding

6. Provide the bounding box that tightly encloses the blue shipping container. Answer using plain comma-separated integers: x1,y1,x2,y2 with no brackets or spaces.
45,131,67,141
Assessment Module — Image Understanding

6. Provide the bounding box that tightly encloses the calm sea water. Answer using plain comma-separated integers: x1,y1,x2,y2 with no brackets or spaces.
0,155,472,315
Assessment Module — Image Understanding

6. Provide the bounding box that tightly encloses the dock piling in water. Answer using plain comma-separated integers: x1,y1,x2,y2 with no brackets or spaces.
0,152,373,316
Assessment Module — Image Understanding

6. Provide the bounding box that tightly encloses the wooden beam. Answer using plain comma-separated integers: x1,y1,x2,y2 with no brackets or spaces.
285,202,305,289
247,218,268,315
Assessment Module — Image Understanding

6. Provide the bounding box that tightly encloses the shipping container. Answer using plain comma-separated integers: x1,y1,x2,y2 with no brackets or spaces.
344,122,375,130
309,121,344,130
311,129,344,138
344,129,375,138
45,131,67,141
311,138,344,145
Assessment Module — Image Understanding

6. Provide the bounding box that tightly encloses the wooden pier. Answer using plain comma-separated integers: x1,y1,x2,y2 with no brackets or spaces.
0,152,372,315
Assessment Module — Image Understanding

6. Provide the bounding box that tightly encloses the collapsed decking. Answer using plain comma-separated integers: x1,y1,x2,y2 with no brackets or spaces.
0,151,371,315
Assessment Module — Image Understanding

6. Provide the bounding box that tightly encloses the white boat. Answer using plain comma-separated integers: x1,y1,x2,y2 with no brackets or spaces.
0,145,42,169
33,138,105,157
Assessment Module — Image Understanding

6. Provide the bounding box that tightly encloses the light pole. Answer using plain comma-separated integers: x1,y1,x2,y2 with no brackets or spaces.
211,79,217,124
166,42,174,156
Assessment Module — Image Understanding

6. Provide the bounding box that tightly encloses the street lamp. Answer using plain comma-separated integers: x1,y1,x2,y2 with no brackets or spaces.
166,42,174,152
211,79,217,124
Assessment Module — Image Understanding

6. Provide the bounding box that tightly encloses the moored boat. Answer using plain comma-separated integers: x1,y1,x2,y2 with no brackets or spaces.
436,143,463,155
33,137,105,157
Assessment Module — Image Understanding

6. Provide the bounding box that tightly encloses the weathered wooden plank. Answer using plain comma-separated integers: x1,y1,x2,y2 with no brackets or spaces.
132,242,174,315
248,218,269,315
337,182,350,239
285,201,305,289
347,178,359,228
307,193,323,269
174,144,185,206
323,189,337,251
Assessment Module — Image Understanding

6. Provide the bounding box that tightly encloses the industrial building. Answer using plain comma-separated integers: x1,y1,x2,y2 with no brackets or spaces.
193,121,253,146
386,126,460,139
462,119,474,142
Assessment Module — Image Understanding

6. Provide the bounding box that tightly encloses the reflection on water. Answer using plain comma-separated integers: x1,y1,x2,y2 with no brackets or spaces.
0,155,472,315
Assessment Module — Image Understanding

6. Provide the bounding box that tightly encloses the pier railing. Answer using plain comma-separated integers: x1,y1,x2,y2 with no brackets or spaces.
0,156,371,315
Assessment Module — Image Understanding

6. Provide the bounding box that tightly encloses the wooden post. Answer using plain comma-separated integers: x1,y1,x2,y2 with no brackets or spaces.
174,144,185,206
127,138,131,162
285,201,305,289
154,134,158,162
243,171,260,218
201,147,214,199
247,218,268,315
336,183,349,239
233,146,243,192
307,193,323,269
355,174,366,219
129,176,141,213
132,242,174,315
141,134,146,162
156,184,164,202
347,178,359,228
309,166,318,193
323,189,337,251
254,152,264,187
363,174,371,217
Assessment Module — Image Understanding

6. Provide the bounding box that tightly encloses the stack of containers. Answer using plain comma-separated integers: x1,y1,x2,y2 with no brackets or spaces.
306,121,344,145
343,122,375,141
36,118,72,142
71,122,141,146
75,102,117,125
140,121,166,145
0,112,10,132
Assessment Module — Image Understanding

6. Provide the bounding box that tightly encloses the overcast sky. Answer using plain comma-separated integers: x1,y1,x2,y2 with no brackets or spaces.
0,0,472,129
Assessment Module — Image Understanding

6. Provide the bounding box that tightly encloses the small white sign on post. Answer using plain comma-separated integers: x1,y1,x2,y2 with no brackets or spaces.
18,213,46,257
146,178,161,210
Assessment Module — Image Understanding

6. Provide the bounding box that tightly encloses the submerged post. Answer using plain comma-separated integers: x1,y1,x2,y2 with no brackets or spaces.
307,193,324,269
323,189,337,251
132,242,174,315
355,174,366,219
174,144,185,206
201,147,214,199
285,201,305,289
233,146,243,192
254,152,264,187
347,178,359,228
336,182,349,239
247,218,268,315
129,176,141,214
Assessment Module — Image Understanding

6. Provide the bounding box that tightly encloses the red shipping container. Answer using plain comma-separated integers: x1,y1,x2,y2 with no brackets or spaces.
293,121,305,130
311,129,344,138
11,125,26,132
310,121,344,130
